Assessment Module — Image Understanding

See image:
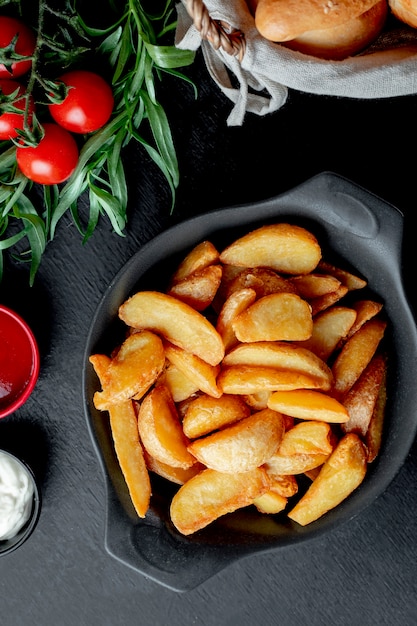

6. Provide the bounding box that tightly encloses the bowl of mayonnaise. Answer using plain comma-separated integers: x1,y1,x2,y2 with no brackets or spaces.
0,449,41,555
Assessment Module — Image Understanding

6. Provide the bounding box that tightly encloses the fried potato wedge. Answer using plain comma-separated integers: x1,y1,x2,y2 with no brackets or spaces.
264,451,330,475
289,273,341,299
167,264,222,311
164,341,221,398
170,240,220,284
92,331,165,411
226,267,297,299
219,223,322,275
365,359,388,462
317,261,367,290
266,472,299,498
144,451,204,485
89,353,111,384
244,390,272,411
188,409,285,473
137,384,195,469
159,362,200,403
342,353,387,438
278,420,335,456
288,433,367,525
218,365,330,395
332,318,387,398
216,288,257,352
345,299,384,341
223,341,332,391
232,293,313,342
182,393,250,439
310,285,349,316
119,291,225,366
170,467,270,535
268,389,349,423
213,264,245,309
299,306,357,362
108,401,151,518
253,491,288,514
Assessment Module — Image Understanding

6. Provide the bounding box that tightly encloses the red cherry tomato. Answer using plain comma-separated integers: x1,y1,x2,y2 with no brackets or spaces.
16,123,79,185
0,16,36,79
0,79,34,140
48,70,114,134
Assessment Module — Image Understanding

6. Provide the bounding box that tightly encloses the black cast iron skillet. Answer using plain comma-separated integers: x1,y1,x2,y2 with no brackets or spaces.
83,172,417,591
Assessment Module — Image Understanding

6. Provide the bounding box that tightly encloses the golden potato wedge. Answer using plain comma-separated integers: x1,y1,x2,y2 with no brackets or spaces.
216,288,257,352
167,264,222,311
170,240,219,284
137,384,195,469
119,291,224,366
342,353,387,438
182,393,251,439
212,264,245,310
164,341,221,398
253,491,288,514
304,466,322,481
226,267,297,300
332,318,387,399
277,420,335,456
89,353,111,382
170,467,270,535
289,273,341,299
344,299,384,341
144,450,204,485
232,293,313,342
264,451,330,475
223,341,333,391
266,472,299,498
299,306,357,362
159,362,200,403
365,357,388,463
219,223,322,275
317,261,367,290
108,400,151,518
310,285,349,316
92,330,165,411
218,365,330,395
267,389,349,423
288,433,367,526
188,409,285,473
244,390,272,410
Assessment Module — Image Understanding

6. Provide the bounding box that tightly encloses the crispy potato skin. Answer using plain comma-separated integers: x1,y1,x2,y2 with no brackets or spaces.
170,467,270,535
187,409,285,473
288,433,367,525
219,223,322,274
108,401,151,518
118,291,225,366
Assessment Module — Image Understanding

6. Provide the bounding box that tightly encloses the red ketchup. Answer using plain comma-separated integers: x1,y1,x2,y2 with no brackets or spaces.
0,306,39,416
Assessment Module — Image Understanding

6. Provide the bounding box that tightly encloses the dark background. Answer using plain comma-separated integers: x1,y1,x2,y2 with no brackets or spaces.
1,27,417,626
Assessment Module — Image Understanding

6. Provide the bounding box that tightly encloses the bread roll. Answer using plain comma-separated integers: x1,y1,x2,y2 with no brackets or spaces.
255,0,382,42
283,0,388,59
388,0,417,27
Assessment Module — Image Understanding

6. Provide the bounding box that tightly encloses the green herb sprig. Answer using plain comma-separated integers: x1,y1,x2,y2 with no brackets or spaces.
0,0,195,285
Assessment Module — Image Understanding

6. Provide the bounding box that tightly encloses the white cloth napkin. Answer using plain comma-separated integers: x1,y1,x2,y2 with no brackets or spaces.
175,0,417,125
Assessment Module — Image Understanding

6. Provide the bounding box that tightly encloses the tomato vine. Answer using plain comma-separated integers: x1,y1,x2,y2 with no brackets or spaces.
0,0,195,285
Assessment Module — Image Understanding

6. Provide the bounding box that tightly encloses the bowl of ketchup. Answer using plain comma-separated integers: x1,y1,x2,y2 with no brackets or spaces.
0,305,40,419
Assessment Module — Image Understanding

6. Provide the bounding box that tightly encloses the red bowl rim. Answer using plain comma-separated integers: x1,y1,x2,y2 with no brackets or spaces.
0,304,40,419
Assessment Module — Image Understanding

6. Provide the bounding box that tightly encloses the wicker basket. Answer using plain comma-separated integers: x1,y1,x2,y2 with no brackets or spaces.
176,0,417,124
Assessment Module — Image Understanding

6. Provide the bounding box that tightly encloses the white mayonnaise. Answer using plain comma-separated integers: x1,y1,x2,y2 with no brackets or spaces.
0,451,34,541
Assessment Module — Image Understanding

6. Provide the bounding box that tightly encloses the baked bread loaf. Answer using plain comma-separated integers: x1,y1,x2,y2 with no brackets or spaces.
283,0,388,59
388,0,417,27
254,0,383,42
